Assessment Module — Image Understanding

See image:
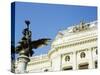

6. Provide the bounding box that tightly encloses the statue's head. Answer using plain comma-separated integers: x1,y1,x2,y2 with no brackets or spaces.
25,20,30,28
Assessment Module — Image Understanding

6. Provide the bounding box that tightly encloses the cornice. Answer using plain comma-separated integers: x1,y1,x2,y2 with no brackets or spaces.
48,37,97,58
28,59,50,66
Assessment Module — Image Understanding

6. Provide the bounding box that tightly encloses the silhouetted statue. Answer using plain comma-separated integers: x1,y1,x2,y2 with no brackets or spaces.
15,20,51,57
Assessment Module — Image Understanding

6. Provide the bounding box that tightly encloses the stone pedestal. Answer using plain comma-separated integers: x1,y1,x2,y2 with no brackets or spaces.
16,55,30,73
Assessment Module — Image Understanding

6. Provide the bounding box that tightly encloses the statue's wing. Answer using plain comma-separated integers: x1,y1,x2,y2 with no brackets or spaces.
15,45,22,53
31,38,51,49
15,39,28,53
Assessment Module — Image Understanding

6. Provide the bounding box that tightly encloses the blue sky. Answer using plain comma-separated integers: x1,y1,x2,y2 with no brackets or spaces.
14,2,97,56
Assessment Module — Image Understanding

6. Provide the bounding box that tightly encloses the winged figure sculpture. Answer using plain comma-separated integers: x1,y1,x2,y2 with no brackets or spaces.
15,20,51,57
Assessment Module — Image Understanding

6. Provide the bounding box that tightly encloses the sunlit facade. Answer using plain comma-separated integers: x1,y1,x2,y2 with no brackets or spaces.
16,20,98,73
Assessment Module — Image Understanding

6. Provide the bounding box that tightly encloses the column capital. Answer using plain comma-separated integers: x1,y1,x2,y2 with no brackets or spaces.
17,55,30,63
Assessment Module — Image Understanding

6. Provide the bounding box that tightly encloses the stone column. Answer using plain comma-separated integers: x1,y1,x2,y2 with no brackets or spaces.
88,48,94,69
16,55,30,73
73,52,77,70
51,54,61,71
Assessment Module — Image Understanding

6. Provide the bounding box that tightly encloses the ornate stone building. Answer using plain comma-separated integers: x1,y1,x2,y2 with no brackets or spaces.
16,20,98,73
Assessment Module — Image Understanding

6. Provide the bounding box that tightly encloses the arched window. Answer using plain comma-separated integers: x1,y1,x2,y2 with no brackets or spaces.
65,55,70,61
80,52,86,58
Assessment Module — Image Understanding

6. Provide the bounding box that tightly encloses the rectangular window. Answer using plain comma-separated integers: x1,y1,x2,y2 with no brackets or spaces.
95,61,97,69
78,63,88,69
63,66,73,70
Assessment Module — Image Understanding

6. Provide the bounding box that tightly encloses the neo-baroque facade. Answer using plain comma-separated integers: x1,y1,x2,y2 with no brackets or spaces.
16,20,98,73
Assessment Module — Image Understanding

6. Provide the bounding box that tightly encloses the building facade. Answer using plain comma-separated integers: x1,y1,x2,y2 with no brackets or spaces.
16,20,98,73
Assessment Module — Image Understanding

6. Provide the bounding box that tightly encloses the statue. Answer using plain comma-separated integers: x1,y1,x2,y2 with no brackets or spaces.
16,20,51,56
15,20,51,73
72,21,89,33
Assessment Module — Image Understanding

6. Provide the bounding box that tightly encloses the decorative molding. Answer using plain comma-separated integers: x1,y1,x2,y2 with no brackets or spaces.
48,38,97,57
28,59,50,66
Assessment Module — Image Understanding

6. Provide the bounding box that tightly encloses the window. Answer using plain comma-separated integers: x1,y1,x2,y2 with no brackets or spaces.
63,66,73,70
65,55,70,61
80,52,86,58
79,63,89,70
44,69,48,72
95,61,97,69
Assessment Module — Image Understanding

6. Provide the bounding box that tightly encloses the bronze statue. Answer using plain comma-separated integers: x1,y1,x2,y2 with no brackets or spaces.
15,20,51,57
